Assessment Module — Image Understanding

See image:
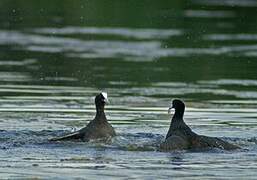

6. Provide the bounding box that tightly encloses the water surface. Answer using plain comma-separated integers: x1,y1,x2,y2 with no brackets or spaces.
0,0,257,179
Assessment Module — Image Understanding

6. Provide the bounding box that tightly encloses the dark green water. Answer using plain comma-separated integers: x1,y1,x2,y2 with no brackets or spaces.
0,0,257,179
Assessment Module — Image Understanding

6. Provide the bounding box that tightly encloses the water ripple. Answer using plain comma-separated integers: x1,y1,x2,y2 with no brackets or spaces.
204,34,257,41
192,0,257,7
184,10,235,18
2,30,257,59
33,27,183,40
198,79,257,86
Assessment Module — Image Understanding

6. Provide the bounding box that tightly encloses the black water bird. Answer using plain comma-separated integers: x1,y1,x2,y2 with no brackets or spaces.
50,92,116,142
160,99,239,151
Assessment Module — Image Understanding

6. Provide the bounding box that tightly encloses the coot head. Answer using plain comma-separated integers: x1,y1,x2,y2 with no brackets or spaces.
95,92,109,107
168,99,185,114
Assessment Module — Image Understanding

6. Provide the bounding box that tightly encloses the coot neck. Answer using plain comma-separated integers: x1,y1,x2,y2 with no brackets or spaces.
172,107,184,123
95,105,107,121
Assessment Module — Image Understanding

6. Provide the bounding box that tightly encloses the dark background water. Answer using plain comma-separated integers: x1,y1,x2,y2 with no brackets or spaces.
1,0,257,88
0,0,257,179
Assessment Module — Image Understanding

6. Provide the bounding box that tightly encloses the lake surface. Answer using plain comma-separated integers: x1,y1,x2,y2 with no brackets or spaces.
0,0,257,179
